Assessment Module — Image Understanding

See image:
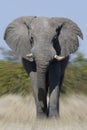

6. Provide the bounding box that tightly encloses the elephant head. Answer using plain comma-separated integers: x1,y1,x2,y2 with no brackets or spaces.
4,16,83,63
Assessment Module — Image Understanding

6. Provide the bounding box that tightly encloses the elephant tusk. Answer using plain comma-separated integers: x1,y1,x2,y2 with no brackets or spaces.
26,53,34,62
26,53,33,58
54,55,65,61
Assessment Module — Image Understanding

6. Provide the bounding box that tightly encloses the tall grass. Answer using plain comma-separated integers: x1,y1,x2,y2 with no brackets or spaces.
0,94,87,130
0,59,87,129
0,60,87,96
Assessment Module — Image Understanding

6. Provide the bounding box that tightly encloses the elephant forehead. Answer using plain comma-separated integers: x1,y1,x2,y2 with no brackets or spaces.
31,17,56,35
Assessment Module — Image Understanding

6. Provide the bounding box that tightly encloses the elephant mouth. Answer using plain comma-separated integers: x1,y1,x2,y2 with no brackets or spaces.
26,53,65,61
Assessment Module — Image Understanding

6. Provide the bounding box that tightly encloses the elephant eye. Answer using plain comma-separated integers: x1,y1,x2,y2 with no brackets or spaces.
52,35,57,43
52,35,61,55
30,36,34,47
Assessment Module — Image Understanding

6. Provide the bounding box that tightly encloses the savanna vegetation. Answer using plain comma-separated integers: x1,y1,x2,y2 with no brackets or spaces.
0,50,87,130
0,51,87,96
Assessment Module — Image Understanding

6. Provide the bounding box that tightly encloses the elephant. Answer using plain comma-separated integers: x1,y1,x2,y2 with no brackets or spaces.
4,16,83,118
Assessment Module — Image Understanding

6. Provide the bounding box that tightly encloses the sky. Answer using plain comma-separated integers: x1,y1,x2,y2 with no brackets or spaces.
0,0,87,59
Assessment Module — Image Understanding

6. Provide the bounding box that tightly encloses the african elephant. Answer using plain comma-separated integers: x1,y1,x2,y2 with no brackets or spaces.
4,16,83,118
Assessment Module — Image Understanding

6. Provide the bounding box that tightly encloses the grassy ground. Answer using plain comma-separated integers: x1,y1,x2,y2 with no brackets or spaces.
0,60,87,96
0,59,87,129
0,94,87,130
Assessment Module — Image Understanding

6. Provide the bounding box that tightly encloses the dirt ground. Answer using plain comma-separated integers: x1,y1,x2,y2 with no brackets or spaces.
0,94,87,130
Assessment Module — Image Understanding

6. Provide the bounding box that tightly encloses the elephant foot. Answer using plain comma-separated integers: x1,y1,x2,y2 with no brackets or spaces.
48,109,59,118
36,105,47,119
36,112,47,119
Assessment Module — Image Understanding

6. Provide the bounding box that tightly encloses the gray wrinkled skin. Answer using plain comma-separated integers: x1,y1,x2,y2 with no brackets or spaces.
4,16,83,118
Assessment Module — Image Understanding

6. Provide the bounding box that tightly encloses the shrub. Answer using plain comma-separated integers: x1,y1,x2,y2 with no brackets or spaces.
0,59,87,96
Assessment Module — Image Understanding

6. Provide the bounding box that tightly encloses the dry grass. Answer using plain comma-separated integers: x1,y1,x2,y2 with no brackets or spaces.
0,94,87,130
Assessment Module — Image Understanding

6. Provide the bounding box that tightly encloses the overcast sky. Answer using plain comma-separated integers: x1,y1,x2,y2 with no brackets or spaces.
0,0,87,59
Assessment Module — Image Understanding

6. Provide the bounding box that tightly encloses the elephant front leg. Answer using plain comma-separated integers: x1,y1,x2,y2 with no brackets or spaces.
22,59,47,118
30,72,47,118
37,71,48,118
48,62,60,118
49,85,59,118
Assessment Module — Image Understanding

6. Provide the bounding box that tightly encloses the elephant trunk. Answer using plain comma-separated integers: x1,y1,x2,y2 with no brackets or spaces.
35,46,53,110
37,68,47,111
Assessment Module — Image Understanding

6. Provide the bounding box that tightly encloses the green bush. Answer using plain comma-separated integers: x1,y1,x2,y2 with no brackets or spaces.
62,64,87,95
0,59,87,96
0,60,32,96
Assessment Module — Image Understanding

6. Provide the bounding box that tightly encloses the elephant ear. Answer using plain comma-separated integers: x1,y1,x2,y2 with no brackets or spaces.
55,18,83,57
4,16,35,59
